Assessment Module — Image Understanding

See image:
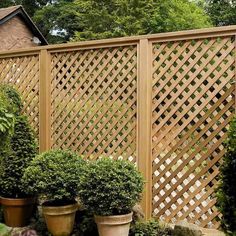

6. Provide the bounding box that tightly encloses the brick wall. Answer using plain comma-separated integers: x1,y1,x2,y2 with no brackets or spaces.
0,16,38,50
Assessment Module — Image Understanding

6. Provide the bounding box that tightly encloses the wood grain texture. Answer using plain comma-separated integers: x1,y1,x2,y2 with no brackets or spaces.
1,26,236,229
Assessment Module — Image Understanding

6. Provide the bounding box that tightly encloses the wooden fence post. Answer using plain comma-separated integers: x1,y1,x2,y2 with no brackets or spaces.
137,39,152,219
39,49,51,153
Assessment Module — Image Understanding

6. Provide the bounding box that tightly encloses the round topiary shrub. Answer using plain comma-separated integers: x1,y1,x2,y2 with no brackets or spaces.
78,158,144,216
216,116,236,235
0,115,37,198
22,149,86,205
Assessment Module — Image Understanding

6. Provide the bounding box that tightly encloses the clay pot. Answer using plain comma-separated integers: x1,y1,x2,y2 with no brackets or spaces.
94,212,133,236
0,197,36,227
42,203,78,236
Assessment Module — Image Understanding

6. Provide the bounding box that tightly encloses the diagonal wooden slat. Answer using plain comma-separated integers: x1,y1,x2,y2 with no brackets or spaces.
152,36,235,228
0,55,40,136
50,45,137,162
1,31,235,229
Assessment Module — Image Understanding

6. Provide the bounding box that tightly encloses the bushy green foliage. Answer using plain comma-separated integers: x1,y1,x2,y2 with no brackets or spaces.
0,88,15,150
129,220,172,236
72,0,211,41
0,84,23,116
31,0,211,43
216,116,236,235
0,84,23,151
0,85,37,198
22,150,85,203
0,0,48,17
205,0,236,27
0,115,37,198
1,0,212,43
78,158,144,216
0,223,11,236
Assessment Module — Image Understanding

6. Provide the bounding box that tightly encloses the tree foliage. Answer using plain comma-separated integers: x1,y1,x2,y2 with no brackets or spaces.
33,0,78,43
0,0,49,17
216,116,236,235
0,0,212,43
32,0,211,43
48,0,209,42
205,0,236,26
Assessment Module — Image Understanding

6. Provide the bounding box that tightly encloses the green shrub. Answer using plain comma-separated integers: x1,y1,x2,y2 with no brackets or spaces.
0,115,37,198
0,84,23,116
0,88,15,150
78,158,144,216
129,220,172,236
216,116,236,235
22,150,86,204
0,84,23,153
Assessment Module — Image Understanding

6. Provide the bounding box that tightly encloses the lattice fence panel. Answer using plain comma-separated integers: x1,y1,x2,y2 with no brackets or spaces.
0,55,40,135
152,37,235,228
51,46,137,161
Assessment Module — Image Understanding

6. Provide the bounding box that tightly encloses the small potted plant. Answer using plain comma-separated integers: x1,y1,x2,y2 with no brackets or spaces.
78,158,144,236
22,149,86,236
0,85,37,227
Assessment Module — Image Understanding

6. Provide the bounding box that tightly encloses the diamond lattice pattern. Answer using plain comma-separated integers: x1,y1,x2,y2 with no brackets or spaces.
0,55,40,135
51,46,137,161
152,37,235,228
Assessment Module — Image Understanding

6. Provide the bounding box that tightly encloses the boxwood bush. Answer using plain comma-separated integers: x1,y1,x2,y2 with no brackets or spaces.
22,150,86,204
0,115,37,198
78,158,144,216
0,85,37,198
216,116,236,235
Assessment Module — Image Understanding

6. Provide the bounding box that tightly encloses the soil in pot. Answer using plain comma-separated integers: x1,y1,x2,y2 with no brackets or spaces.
42,201,78,236
0,197,36,227
94,212,133,236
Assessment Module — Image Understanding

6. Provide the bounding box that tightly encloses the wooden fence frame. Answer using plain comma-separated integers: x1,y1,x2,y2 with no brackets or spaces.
1,25,236,224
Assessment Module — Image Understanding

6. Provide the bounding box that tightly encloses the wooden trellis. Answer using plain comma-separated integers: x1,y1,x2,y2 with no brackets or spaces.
151,36,235,228
0,26,236,229
0,54,39,134
50,46,137,161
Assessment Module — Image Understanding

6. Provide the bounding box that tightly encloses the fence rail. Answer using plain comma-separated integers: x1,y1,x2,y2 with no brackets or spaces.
1,25,236,229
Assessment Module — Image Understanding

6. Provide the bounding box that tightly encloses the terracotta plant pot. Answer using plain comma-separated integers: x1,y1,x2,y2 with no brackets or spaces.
42,203,78,236
94,212,133,236
0,197,36,227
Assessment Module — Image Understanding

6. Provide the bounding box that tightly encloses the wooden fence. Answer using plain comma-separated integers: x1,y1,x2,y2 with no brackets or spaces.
1,26,236,229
